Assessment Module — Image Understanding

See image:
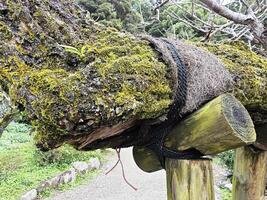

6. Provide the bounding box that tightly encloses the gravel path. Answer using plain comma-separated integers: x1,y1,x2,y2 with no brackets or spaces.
47,148,167,200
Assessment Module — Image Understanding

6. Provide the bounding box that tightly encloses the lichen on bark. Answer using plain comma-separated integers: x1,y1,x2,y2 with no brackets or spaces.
199,42,267,124
0,0,266,150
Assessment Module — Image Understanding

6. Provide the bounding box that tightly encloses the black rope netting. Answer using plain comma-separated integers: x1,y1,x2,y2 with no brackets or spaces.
145,39,203,168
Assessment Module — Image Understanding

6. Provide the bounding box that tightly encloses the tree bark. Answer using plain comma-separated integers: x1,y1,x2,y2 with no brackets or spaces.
232,146,267,200
0,0,266,150
0,88,15,136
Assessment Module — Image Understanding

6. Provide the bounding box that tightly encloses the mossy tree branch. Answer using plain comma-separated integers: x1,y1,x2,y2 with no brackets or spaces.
0,0,266,150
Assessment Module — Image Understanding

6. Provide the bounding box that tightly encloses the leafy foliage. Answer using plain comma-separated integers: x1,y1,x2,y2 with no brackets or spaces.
34,145,102,167
217,150,235,170
78,0,143,33
78,0,265,49
78,0,225,40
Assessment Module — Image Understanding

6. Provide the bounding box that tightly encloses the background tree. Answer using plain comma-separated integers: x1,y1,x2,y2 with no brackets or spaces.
78,0,144,33
153,0,267,52
78,0,266,53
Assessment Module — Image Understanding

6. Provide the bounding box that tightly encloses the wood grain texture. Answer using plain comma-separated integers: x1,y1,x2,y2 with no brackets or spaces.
232,147,267,200
166,159,215,200
164,94,256,155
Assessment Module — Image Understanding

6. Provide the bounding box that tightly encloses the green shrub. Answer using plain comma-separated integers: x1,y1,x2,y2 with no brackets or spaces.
217,150,235,170
34,145,102,167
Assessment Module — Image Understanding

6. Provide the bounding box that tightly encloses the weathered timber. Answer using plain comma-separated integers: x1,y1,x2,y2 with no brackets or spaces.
232,146,267,200
166,159,215,200
0,0,266,150
133,146,162,173
164,94,256,154
133,94,256,173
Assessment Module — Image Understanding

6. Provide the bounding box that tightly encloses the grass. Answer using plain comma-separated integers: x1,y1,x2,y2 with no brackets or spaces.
0,122,105,200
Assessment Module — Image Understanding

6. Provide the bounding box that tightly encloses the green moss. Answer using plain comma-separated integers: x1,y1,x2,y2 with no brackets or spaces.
0,0,173,150
0,56,84,146
0,22,12,40
199,42,267,112
81,29,172,119
2,0,265,150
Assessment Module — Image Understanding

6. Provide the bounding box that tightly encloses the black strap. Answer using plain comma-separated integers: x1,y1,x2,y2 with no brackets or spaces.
146,39,203,168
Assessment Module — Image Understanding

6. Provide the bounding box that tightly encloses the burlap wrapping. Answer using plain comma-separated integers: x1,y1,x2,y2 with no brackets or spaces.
143,36,234,116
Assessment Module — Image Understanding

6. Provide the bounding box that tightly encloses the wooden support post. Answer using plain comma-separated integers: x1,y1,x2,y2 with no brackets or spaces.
232,147,267,200
133,94,256,173
133,94,257,200
166,159,214,200
164,94,256,155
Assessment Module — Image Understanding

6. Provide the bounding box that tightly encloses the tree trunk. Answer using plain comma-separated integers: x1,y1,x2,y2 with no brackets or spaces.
0,0,266,150
232,146,267,200
166,159,215,200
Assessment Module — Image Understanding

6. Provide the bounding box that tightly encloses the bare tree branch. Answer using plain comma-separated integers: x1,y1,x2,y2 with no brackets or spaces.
199,0,254,24
154,0,170,11
168,11,208,33
151,0,266,50
199,0,267,49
